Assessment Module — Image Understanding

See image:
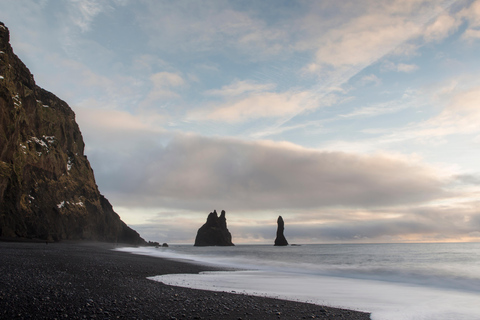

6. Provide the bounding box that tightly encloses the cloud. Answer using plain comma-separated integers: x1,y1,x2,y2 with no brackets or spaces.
453,174,480,186
359,74,382,86
151,72,185,87
127,202,480,244
453,0,480,42
136,1,288,58
423,13,461,42
75,107,162,133
190,90,319,123
146,72,185,99
192,79,347,132
325,83,480,152
57,58,117,92
272,0,458,138
283,212,480,243
81,124,449,213
382,61,419,73
314,17,420,68
397,63,419,73
408,85,480,139
339,88,423,119
131,54,171,74
132,0,461,78
68,0,106,32
205,80,276,97
300,0,463,83
462,28,480,40
254,201,480,243
459,0,480,41
127,210,208,243
302,1,444,71
249,120,326,139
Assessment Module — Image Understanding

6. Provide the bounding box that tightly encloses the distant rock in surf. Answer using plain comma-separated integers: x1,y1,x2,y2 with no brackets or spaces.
194,210,234,246
274,216,288,246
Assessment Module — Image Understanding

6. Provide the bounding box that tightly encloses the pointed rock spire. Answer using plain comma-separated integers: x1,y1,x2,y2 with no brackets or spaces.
274,216,288,246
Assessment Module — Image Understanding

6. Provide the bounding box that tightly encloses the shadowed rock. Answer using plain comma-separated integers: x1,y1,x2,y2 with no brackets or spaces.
0,22,145,244
194,210,234,246
274,216,288,246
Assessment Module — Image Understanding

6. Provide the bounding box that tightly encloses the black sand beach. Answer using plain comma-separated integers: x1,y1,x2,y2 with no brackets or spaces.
0,242,371,319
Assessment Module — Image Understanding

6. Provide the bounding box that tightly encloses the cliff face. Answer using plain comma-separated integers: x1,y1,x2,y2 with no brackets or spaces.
194,210,234,246
0,22,145,244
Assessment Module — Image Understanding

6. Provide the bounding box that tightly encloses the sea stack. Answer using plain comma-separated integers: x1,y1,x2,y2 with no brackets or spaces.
0,22,145,244
274,216,289,246
194,210,234,246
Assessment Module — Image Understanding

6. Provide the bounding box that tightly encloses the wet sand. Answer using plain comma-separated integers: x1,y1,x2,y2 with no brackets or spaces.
0,241,370,319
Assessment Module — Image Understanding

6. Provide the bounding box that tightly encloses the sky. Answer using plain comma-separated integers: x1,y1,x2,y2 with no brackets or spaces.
1,0,480,244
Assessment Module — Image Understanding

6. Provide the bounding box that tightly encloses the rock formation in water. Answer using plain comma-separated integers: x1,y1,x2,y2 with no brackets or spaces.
194,210,234,246
0,22,145,244
274,216,288,246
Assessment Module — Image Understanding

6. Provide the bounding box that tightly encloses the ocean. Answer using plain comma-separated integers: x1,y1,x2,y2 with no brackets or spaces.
116,243,480,320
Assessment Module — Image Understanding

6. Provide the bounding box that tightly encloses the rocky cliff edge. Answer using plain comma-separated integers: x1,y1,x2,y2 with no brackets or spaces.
0,22,145,244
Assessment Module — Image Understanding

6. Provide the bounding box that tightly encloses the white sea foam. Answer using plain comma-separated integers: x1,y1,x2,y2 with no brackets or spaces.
150,271,480,320
117,243,480,320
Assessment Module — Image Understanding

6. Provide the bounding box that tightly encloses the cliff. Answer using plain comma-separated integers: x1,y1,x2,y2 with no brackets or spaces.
194,210,234,246
274,216,288,246
0,22,145,244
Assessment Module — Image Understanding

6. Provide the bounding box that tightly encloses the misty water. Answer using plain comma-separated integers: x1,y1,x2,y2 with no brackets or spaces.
117,243,480,319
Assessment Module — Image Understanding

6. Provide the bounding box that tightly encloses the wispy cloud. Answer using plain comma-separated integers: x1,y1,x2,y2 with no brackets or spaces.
320,81,480,156
376,84,480,144
190,90,320,123
459,0,480,41
243,0,461,139
205,80,276,97
382,61,419,73
339,88,424,119
136,1,289,58
423,12,461,42
303,0,454,72
68,0,106,32
143,72,186,102
359,74,382,86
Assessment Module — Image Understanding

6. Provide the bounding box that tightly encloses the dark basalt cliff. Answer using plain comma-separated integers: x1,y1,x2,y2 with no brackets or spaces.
274,216,288,246
194,210,234,246
0,22,145,244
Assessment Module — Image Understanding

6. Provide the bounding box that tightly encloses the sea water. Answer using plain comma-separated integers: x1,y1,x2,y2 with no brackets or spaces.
116,243,480,320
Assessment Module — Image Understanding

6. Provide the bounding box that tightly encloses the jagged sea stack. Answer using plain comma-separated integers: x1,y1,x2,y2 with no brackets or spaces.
194,210,234,246
0,22,145,244
274,216,288,246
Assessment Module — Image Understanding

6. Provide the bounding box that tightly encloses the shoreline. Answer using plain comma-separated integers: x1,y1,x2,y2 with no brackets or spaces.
0,241,370,319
